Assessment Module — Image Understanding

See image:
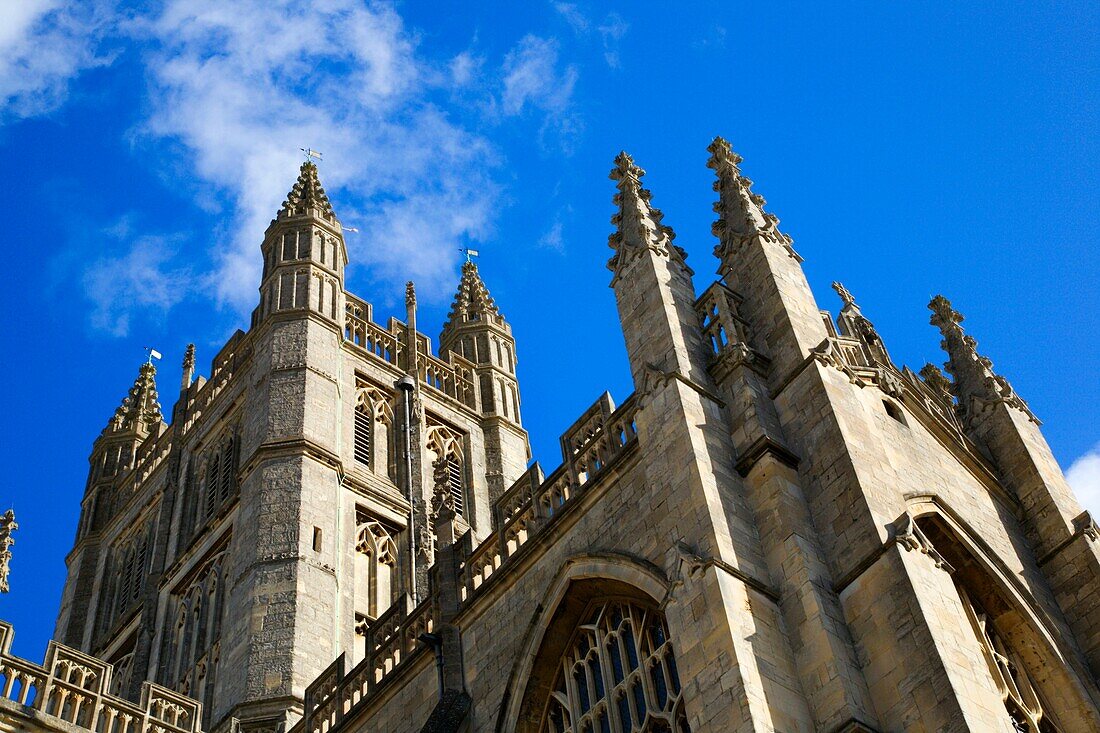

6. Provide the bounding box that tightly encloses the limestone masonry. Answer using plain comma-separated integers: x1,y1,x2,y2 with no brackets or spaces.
2,139,1098,733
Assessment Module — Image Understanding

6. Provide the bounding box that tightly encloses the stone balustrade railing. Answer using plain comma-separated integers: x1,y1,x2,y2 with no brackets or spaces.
0,620,202,733
291,391,641,733
344,296,478,410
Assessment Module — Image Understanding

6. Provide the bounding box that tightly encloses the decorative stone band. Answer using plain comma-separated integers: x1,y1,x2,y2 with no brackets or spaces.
0,620,202,733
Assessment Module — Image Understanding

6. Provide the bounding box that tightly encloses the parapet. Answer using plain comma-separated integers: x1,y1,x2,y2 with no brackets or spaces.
0,620,202,733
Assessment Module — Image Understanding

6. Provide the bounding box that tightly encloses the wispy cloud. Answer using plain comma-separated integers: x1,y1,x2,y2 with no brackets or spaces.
538,220,565,253
500,35,580,151
552,3,629,68
1067,442,1100,519
128,0,498,312
0,0,116,120
82,221,191,337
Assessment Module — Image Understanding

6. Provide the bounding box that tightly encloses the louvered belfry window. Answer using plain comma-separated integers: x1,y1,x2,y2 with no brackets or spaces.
354,406,372,466
446,454,464,516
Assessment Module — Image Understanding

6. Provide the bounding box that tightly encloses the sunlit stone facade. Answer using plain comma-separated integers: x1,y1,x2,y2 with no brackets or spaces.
3,142,1100,733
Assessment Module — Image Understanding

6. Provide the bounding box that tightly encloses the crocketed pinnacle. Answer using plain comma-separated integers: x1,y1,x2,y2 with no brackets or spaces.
608,151,685,273
280,161,335,221
707,136,794,259
105,361,163,434
928,295,1035,421
441,261,502,343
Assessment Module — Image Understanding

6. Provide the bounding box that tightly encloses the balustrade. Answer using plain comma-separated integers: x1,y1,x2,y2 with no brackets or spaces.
0,621,202,733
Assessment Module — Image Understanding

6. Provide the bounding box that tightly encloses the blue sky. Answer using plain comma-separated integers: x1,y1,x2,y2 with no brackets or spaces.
1,1,1097,661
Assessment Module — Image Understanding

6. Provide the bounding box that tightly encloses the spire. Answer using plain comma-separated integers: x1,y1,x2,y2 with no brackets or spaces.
607,151,687,275
707,136,799,262
279,161,336,222
928,295,1035,422
105,361,163,435
441,261,503,342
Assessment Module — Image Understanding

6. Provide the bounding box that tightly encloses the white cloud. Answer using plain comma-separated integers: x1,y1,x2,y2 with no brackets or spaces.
83,228,191,337
131,0,498,312
0,0,116,120
552,4,628,69
597,13,629,69
538,220,565,253
502,35,575,115
553,3,589,34
500,35,580,151
1067,442,1100,519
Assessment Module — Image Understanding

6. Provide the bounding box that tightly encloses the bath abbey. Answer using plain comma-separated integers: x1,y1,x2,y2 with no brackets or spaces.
1,138,1099,733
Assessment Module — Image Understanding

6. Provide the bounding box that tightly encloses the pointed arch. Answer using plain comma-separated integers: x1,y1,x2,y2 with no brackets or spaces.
499,554,677,733
426,423,466,517
906,495,1100,732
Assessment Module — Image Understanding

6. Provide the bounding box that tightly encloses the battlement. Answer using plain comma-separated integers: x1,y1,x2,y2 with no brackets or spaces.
0,621,202,733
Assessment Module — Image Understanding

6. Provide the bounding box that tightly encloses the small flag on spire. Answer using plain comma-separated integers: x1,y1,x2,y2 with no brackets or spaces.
145,347,162,363
460,247,480,262
300,148,323,162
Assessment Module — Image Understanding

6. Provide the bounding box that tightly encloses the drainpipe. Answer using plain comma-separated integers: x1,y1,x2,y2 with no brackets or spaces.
396,374,418,604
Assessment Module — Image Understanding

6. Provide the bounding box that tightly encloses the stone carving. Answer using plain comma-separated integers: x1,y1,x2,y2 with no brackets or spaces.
831,281,856,308
405,280,416,309
607,151,689,278
280,161,334,220
891,512,953,572
1074,511,1098,543
928,295,1037,424
707,136,801,262
105,361,163,434
0,509,15,593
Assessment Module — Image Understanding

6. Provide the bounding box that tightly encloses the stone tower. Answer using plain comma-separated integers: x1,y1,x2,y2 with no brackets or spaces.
50,161,530,733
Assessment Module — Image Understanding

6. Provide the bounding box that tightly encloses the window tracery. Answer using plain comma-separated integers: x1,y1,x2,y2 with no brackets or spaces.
353,515,398,661
539,600,688,733
957,586,1062,733
426,423,466,517
165,550,226,723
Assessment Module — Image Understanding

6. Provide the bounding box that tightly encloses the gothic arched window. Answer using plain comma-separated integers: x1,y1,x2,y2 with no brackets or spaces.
915,515,1075,733
353,516,398,660
539,600,688,733
166,550,226,724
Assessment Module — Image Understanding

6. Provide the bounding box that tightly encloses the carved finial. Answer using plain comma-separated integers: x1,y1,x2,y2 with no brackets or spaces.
440,260,503,348
0,509,16,594
607,150,684,276
280,161,335,221
181,343,196,391
708,136,798,262
405,281,416,309
831,281,857,309
928,295,1036,422
106,361,163,435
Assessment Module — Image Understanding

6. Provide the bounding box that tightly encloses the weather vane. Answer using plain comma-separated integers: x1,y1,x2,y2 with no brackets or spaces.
300,148,323,163
144,346,163,364
0,509,16,594
459,246,480,263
